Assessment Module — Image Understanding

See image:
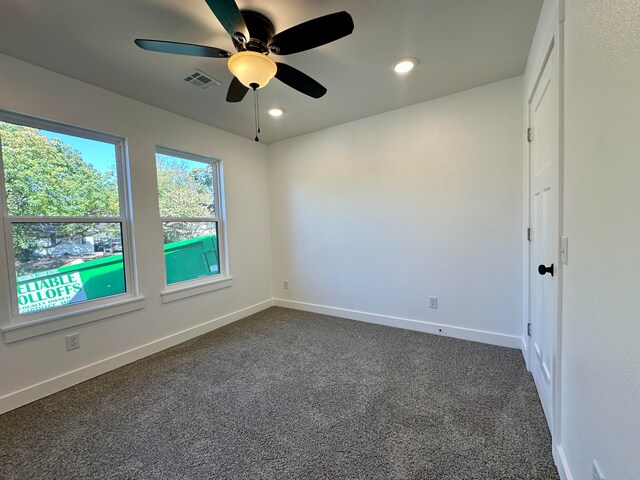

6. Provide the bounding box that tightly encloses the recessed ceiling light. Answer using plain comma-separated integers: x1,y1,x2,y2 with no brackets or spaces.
393,58,418,74
268,107,285,117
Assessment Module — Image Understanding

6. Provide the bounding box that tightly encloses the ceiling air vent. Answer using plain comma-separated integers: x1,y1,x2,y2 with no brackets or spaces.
182,69,221,91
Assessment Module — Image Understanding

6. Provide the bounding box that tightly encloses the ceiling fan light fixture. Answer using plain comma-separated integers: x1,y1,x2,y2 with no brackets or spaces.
268,107,284,117
227,51,277,89
393,57,418,74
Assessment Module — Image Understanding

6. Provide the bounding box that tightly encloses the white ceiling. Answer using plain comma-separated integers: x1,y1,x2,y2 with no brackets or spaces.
0,0,542,144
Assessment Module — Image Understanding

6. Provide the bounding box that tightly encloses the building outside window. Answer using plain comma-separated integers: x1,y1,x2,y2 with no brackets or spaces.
155,148,225,286
0,112,135,318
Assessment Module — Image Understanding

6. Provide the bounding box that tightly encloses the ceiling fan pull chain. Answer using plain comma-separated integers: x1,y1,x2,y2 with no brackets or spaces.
251,83,259,142
257,89,261,134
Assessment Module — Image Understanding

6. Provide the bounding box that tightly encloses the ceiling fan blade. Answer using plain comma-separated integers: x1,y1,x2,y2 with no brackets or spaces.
269,11,354,55
275,63,327,99
203,0,248,40
134,39,232,58
226,77,249,102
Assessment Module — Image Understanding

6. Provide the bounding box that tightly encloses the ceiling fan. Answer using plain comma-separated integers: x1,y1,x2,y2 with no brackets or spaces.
134,0,354,103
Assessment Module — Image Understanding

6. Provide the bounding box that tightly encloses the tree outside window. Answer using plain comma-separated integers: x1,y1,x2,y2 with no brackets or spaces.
0,118,130,315
155,149,223,285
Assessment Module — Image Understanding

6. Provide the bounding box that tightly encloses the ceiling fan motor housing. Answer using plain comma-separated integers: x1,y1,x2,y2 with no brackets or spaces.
233,10,276,54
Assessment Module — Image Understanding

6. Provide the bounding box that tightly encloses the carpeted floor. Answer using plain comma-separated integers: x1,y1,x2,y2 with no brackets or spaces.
0,307,559,479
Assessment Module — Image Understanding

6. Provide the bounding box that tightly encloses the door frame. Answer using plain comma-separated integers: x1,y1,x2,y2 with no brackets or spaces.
523,0,565,451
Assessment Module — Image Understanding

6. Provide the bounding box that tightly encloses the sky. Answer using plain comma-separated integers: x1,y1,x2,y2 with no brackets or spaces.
42,130,116,173
156,152,207,172
39,129,208,174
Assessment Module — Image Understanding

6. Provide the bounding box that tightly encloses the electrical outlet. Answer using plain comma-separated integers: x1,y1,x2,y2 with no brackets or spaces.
429,296,438,309
592,460,605,480
283,281,289,290
65,333,80,351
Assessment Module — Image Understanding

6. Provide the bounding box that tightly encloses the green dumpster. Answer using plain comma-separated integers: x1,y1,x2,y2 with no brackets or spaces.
16,234,218,314
164,234,219,284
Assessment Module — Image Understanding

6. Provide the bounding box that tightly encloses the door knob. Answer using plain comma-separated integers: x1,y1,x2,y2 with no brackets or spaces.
538,264,554,276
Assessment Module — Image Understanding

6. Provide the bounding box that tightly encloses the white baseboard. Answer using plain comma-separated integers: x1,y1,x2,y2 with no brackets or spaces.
554,444,574,480
0,299,274,414
274,299,522,349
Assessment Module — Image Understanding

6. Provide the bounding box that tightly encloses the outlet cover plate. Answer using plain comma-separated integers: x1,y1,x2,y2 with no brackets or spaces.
65,333,79,351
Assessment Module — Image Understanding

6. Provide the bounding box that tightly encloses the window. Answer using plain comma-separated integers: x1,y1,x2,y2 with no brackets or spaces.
0,112,135,318
155,148,225,287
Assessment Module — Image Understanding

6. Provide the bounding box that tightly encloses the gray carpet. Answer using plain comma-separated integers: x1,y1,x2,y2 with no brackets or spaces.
0,307,559,479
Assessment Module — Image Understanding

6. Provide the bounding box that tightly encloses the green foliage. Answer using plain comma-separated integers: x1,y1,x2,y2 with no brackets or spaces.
156,155,216,243
0,123,219,260
1,122,119,217
0,122,119,258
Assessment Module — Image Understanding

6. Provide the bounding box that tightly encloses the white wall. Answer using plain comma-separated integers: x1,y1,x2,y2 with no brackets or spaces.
559,0,640,478
0,53,273,412
268,77,524,346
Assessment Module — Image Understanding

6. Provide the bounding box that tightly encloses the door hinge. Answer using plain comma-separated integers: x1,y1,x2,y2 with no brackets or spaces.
527,228,532,242
527,323,532,337
527,128,533,142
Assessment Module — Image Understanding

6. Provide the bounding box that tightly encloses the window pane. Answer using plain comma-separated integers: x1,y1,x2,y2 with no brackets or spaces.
163,222,219,284
156,153,216,218
12,222,126,314
0,121,119,217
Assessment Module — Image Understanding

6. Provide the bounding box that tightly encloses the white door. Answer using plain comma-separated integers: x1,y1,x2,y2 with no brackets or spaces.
529,44,559,430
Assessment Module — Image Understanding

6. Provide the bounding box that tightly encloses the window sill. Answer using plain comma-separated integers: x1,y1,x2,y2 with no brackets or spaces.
1,296,146,344
161,276,232,304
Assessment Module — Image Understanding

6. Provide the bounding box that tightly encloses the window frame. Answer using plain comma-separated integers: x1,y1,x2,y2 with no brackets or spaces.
155,146,230,298
0,109,140,327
